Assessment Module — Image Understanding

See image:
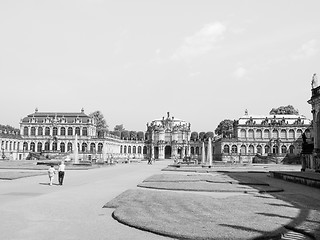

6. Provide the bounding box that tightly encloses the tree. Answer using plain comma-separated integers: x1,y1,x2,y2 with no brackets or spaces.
205,131,214,140
137,131,144,141
121,130,129,140
114,124,125,132
190,132,199,141
269,105,299,115
199,132,206,141
129,131,137,140
215,119,234,137
89,111,108,138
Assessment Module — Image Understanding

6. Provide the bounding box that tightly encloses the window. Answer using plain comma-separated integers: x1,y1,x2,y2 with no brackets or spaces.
120,145,123,154
82,143,87,152
289,145,295,154
45,142,50,151
297,129,303,138
256,129,262,139
138,146,142,154
248,129,254,139
90,143,95,153
264,145,270,154
195,147,199,154
240,129,246,138
133,146,136,154
223,145,230,154
272,145,279,154
124,146,127,154
23,142,28,151
272,129,279,139
128,146,131,154
248,145,254,154
60,142,65,153
231,145,237,154
75,127,80,136
24,127,29,136
68,127,73,136
67,142,73,152
281,145,287,154
53,127,58,136
60,127,66,136
256,145,262,154
45,127,50,136
30,142,35,152
263,129,270,139
240,145,246,154
37,142,42,152
98,143,103,153
82,127,87,136
31,127,36,136
143,146,147,154
288,130,295,139
52,142,57,151
191,147,195,154
38,127,43,136
280,130,286,139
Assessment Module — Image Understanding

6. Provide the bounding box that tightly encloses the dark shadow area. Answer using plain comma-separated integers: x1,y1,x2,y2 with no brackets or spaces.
222,172,320,239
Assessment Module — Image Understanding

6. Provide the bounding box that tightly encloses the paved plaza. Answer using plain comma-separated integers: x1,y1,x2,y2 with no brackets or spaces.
0,161,320,240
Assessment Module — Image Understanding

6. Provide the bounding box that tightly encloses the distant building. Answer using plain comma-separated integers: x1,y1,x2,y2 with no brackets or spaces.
214,112,312,163
145,112,191,159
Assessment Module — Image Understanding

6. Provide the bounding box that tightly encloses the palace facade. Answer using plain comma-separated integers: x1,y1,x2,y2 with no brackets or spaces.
214,112,312,163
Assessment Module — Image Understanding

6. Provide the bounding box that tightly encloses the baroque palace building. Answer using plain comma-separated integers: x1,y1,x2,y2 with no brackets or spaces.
214,111,312,163
0,109,311,163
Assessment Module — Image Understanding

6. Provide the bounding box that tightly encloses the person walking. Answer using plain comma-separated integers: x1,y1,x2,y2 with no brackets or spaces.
58,161,66,185
48,165,56,186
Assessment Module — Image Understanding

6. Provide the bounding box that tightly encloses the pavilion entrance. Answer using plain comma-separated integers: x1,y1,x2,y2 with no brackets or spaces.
165,146,172,159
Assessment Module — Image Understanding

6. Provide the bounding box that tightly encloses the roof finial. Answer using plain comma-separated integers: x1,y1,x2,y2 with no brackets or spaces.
167,112,170,118
245,109,248,115
312,73,318,89
35,107,38,113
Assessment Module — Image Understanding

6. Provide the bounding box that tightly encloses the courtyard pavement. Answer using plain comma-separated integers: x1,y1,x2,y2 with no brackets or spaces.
0,160,319,240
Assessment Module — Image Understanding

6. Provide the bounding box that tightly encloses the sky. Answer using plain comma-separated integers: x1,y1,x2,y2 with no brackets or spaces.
1,0,320,132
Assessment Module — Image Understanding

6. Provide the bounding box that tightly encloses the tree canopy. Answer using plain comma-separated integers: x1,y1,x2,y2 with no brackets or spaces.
269,105,299,115
89,111,108,137
114,124,125,132
215,119,234,137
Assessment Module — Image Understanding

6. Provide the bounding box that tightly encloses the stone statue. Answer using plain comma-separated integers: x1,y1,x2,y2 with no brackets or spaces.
311,73,318,89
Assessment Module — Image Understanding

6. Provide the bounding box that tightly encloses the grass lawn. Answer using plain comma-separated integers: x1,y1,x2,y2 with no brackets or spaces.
104,189,302,240
0,171,46,180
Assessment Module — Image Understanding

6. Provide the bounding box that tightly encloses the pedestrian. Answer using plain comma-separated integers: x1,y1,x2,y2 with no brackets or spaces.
58,161,66,185
48,165,56,186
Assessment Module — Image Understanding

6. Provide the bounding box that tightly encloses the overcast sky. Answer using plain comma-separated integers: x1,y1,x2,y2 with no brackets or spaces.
1,0,320,132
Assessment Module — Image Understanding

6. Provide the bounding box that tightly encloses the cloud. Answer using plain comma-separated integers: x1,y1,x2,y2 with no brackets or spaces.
233,66,247,79
292,39,318,60
171,22,226,61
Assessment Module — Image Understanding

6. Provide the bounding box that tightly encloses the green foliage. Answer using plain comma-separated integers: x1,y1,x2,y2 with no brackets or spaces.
199,132,206,141
121,130,130,140
129,131,137,140
190,132,198,141
137,131,144,141
215,119,233,136
269,105,299,115
114,124,125,131
89,111,108,137
205,132,214,140
0,124,19,134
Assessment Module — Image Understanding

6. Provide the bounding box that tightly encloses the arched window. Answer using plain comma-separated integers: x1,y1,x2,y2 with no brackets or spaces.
45,127,50,136
231,145,237,154
60,127,66,136
256,129,262,139
240,145,246,154
138,146,142,154
52,142,57,151
133,146,136,154
272,129,279,139
37,142,42,152
280,129,287,139
264,145,270,154
90,143,95,153
53,127,58,136
45,142,50,151
240,129,246,138
191,146,195,154
223,145,230,154
68,127,73,136
60,142,65,153
23,127,29,136
128,146,131,154
272,145,279,154
120,145,123,154
281,145,287,154
289,145,295,154
263,129,270,139
248,145,254,154
288,129,295,139
30,142,35,152
143,146,147,154
38,127,43,136
296,129,303,138
75,127,80,136
98,143,103,153
31,127,36,136
82,127,87,136
124,146,127,154
82,143,87,152
248,129,254,139
256,145,262,154
195,147,199,154
67,142,72,152
23,142,28,151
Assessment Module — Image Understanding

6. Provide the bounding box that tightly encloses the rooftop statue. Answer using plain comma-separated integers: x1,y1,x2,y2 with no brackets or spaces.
311,73,318,89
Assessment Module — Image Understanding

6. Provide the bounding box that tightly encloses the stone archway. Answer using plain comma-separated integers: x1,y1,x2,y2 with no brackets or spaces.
164,145,172,159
